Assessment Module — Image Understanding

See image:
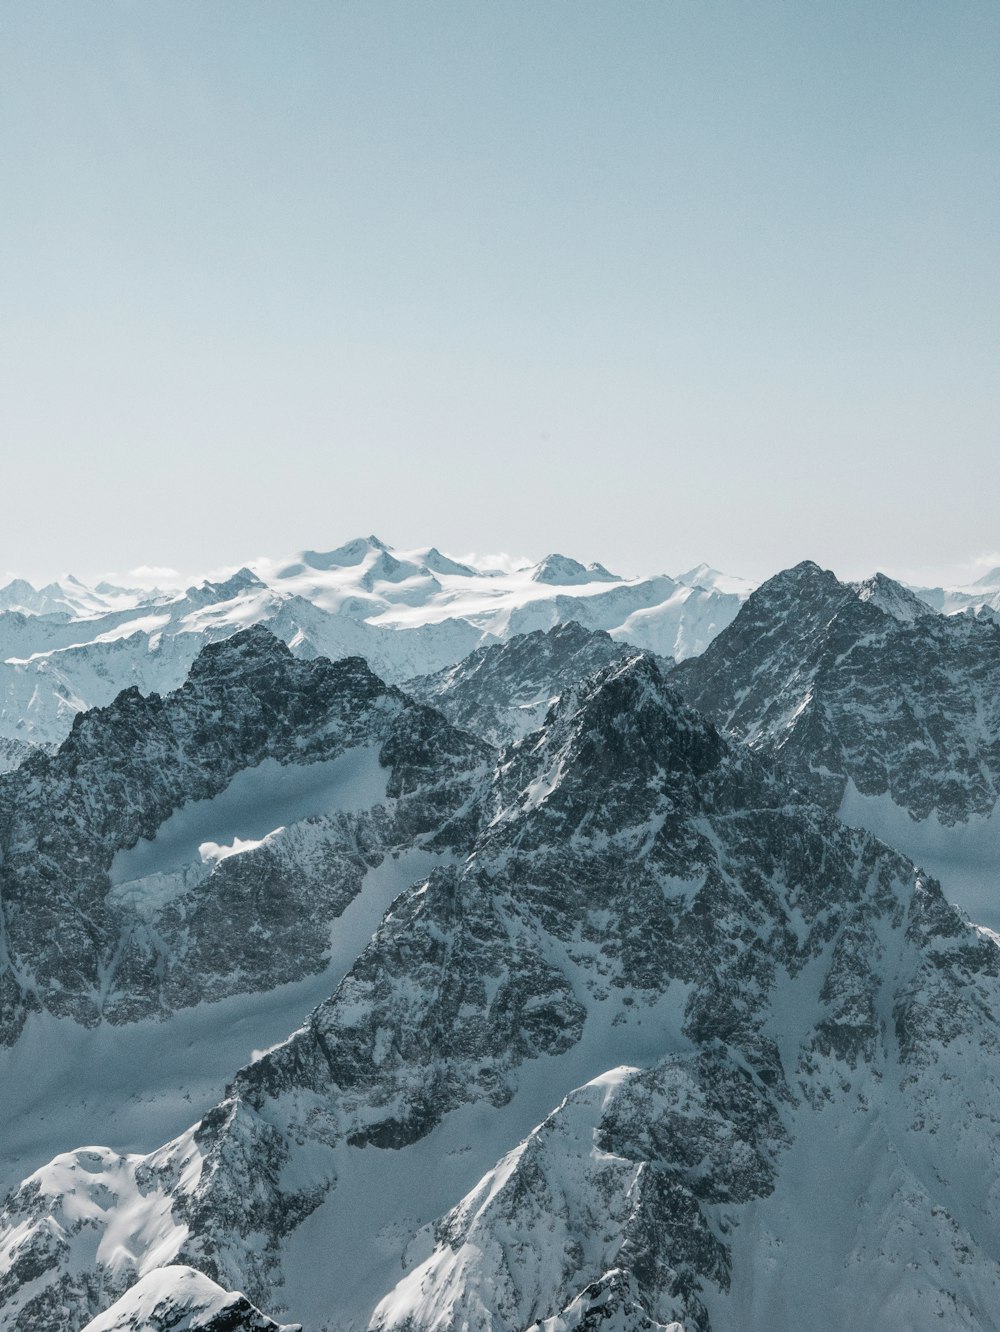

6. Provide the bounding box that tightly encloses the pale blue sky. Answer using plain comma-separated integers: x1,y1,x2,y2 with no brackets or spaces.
2,1,998,585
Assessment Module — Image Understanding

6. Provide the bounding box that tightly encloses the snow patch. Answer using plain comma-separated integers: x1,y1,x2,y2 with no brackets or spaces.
110,748,387,887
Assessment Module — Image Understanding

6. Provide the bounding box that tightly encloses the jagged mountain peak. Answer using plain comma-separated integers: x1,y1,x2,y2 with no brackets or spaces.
559,649,685,721
404,621,657,747
0,576,76,617
539,652,724,778
751,561,935,632
673,555,1000,836
420,546,477,577
0,625,491,1046
184,623,296,680
7,598,1000,1331
79,1265,300,1331
586,560,620,581
689,560,896,663
714,559,871,649
531,554,620,585
675,562,755,597
182,567,268,606
852,571,937,622
752,558,843,603
0,576,38,598
488,651,728,838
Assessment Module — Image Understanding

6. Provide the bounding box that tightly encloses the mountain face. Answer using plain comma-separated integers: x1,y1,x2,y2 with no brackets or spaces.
0,539,747,753
5,649,1000,1332
672,560,1000,823
405,622,668,746
0,625,489,1048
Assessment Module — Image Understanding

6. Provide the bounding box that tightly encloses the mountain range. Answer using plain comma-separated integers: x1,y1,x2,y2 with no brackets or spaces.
2,540,1000,1331
0,539,753,760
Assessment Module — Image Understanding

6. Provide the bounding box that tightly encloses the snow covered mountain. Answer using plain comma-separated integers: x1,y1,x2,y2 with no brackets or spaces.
909,565,1000,617
672,559,1000,926
0,539,747,753
5,643,1000,1331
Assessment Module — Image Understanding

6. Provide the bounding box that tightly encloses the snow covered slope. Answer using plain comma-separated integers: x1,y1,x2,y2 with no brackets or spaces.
7,654,1000,1331
0,540,747,751
79,1266,300,1332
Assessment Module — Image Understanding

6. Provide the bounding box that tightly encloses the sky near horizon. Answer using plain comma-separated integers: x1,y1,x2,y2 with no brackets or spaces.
1,1,998,588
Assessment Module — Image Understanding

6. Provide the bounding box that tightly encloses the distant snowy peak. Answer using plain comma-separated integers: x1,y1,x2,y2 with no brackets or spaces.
0,538,752,750
181,567,268,606
419,545,478,577
907,572,1000,617
971,565,1000,591
0,575,157,618
676,562,756,597
274,537,479,584
853,571,937,622
273,536,387,579
0,577,64,615
531,554,621,585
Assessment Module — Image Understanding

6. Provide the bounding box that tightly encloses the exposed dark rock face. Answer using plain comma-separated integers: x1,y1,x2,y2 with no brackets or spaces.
0,625,490,1045
405,622,664,746
672,560,1000,822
